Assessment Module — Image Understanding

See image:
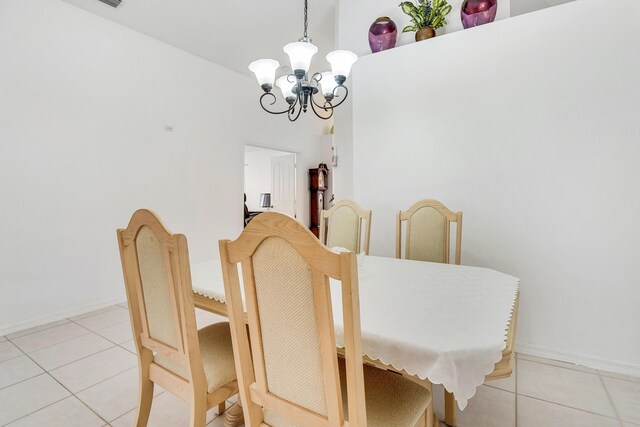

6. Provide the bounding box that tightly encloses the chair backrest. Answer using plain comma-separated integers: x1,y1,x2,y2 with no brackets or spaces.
220,212,367,427
319,199,372,255
117,209,206,386
396,199,463,264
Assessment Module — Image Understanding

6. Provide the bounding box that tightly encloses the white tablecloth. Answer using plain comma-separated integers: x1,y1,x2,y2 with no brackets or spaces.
192,255,519,410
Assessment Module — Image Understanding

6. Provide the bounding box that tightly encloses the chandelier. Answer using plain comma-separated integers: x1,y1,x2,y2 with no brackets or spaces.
248,0,358,122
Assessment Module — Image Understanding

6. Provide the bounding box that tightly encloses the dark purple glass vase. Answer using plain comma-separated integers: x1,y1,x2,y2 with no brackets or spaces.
461,0,498,29
368,17,397,53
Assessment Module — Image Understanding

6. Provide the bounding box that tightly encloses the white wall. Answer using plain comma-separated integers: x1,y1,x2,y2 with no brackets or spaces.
337,0,510,58
349,0,640,373
0,0,329,334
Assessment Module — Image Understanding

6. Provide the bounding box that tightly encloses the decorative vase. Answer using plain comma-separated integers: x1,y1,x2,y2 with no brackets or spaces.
461,0,498,29
415,27,436,42
368,16,397,53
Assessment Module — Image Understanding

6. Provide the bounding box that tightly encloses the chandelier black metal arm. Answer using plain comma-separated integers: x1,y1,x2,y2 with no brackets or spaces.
259,92,294,115
258,73,349,122
309,84,349,112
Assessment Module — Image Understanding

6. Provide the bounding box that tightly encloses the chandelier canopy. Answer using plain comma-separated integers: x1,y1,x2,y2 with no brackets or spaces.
248,0,358,122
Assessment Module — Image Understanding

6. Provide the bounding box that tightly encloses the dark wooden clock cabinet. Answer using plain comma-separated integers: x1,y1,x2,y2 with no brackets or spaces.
309,163,329,238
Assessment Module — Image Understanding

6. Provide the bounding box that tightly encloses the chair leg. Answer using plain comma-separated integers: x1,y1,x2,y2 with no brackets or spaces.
426,401,434,427
217,401,226,415
135,367,154,427
189,392,207,427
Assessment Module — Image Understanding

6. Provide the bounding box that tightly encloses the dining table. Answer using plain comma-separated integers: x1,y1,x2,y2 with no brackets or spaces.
190,253,520,427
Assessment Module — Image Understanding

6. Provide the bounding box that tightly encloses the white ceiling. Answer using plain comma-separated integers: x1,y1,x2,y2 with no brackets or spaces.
61,0,574,77
511,0,576,17
61,0,337,76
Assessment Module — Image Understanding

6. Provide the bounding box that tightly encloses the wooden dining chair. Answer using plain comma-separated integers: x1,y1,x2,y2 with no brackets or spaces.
319,199,372,255
396,199,463,264
117,209,239,427
219,212,432,427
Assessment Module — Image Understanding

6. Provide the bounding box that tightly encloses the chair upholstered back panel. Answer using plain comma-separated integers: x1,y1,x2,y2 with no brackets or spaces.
252,236,328,424
118,209,205,383
135,226,180,348
407,207,447,263
397,199,463,265
320,199,372,255
220,212,368,427
326,206,360,252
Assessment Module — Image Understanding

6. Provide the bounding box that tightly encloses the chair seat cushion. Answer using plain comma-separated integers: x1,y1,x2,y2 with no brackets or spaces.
155,322,237,393
339,358,431,427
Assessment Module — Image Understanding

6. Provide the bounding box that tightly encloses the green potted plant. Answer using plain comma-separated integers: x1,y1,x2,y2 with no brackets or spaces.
399,0,452,41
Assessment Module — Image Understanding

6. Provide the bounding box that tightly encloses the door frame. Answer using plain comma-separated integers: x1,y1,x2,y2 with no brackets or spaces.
244,144,298,219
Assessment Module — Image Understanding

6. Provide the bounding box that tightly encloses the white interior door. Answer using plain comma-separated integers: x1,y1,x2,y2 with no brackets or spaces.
271,153,296,218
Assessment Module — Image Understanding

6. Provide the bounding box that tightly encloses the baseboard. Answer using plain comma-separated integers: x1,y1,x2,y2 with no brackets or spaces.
517,341,640,377
0,297,127,336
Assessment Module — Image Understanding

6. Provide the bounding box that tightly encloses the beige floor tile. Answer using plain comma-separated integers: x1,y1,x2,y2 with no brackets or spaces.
599,370,640,384
517,395,619,427
10,322,90,353
120,340,137,354
117,302,128,309
50,346,137,393
455,385,515,427
517,359,615,417
77,367,162,422
622,423,640,427
110,391,218,427
6,396,105,427
0,355,44,389
517,353,597,373
0,374,70,425
0,340,23,362
602,376,640,424
70,305,124,321
485,360,516,393
0,335,6,342
96,321,134,344
6,319,70,340
28,333,114,370
74,308,130,332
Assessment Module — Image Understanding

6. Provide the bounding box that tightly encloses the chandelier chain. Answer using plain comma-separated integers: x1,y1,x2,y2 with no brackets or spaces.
303,0,308,38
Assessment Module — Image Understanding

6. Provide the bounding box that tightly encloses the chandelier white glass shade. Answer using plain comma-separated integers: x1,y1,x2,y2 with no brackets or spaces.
248,59,280,92
248,0,357,122
326,50,358,84
283,41,318,78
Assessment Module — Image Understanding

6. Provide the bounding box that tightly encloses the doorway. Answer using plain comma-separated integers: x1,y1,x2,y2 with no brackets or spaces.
244,145,297,220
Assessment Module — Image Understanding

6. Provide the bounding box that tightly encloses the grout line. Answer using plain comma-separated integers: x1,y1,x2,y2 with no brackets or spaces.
4,328,136,425
90,320,134,346
3,320,72,341
517,355,599,376
7,332,122,373
0,367,45,392
38,343,118,373
597,370,624,426
8,329,93,355
1,350,110,427
516,393,621,420
0,375,71,426
21,349,110,425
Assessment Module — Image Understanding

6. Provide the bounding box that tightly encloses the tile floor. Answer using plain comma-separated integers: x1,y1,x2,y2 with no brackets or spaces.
0,304,638,427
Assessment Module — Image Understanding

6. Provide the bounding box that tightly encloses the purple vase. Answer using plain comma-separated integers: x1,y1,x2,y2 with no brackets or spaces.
368,17,397,53
461,0,498,29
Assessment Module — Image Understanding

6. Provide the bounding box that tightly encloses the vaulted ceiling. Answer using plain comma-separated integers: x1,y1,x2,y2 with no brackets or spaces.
61,0,337,76
61,0,574,77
